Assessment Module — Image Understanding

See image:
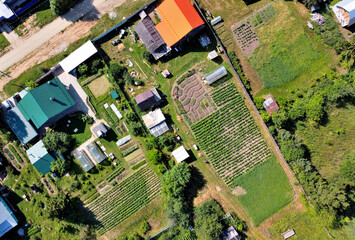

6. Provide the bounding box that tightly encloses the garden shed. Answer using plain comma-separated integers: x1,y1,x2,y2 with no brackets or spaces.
135,88,162,111
0,196,18,237
110,91,119,100
263,97,279,115
26,140,56,175
172,145,189,163
207,50,218,60
92,123,108,138
333,0,355,27
220,226,241,240
59,41,98,73
142,108,169,137
204,66,228,85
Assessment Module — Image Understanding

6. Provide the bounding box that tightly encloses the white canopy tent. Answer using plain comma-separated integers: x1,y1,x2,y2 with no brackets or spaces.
59,41,98,73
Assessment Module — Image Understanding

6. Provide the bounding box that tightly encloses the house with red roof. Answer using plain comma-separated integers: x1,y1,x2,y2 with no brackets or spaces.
134,0,205,60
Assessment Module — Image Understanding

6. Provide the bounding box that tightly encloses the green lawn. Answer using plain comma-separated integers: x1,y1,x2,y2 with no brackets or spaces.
270,209,353,240
232,157,293,226
53,112,92,149
250,1,334,91
0,33,10,51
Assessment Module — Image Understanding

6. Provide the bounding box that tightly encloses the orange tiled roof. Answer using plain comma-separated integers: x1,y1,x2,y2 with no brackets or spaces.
155,0,204,47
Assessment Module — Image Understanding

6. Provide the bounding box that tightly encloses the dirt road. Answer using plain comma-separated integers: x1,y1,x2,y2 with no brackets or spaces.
0,0,126,92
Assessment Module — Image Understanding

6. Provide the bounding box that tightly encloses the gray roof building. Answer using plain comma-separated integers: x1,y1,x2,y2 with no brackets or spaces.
92,123,108,138
220,226,241,240
135,88,162,111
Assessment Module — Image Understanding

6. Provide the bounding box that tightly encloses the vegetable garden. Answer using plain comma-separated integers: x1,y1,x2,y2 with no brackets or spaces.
191,83,271,185
86,166,161,235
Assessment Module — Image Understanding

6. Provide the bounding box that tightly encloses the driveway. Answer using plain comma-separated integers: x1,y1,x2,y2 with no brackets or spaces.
0,0,126,72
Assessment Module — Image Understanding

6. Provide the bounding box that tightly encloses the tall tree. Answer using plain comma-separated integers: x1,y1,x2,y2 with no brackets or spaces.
43,131,73,155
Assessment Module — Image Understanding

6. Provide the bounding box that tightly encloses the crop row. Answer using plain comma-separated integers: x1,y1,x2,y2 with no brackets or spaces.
105,167,125,182
191,84,271,185
87,166,161,234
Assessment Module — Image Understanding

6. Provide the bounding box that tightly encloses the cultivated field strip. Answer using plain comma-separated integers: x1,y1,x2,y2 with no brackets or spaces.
86,166,161,234
191,83,271,186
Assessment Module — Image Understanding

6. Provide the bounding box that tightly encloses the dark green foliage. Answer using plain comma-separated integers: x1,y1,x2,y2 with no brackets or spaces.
91,59,103,72
51,158,70,176
43,131,73,155
122,146,139,157
142,50,154,63
108,63,127,84
139,220,150,234
194,199,224,240
79,225,96,240
301,0,322,9
162,162,191,199
132,160,146,170
50,0,81,16
253,97,264,110
146,149,162,165
227,51,250,90
158,132,176,151
125,111,137,121
81,114,94,124
44,192,70,219
127,121,144,136
78,64,89,76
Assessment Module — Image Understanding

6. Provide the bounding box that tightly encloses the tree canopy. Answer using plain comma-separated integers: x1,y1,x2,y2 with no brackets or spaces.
162,162,191,199
51,158,70,176
43,131,73,155
194,199,225,240
45,192,70,219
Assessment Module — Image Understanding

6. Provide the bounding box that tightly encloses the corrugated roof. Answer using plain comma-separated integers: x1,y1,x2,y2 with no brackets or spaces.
149,121,169,137
4,106,38,145
135,88,161,111
142,108,166,129
17,78,75,129
87,142,106,164
172,145,189,163
0,197,18,237
205,66,228,85
134,17,166,53
335,0,355,26
74,150,94,172
155,0,204,46
263,97,279,115
26,140,56,175
92,123,108,138
59,41,98,73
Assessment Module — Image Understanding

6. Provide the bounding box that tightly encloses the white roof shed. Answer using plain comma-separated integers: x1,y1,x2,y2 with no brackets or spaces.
172,146,189,163
59,41,98,73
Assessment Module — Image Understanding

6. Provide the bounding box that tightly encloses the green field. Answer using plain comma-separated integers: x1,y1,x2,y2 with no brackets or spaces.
249,1,335,93
297,104,355,179
0,33,10,51
233,157,293,226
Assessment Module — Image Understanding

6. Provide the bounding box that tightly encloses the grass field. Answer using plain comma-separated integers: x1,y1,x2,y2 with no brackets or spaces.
296,104,355,179
249,1,334,90
0,33,10,51
88,75,111,97
270,210,354,240
233,157,293,226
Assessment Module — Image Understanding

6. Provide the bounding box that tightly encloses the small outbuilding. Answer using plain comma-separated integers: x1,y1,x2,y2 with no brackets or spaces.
110,91,119,100
172,146,189,163
207,50,218,60
263,97,280,115
162,69,171,78
220,226,241,240
281,229,295,239
116,135,132,147
204,66,228,85
92,123,108,138
26,140,56,175
333,0,355,27
142,108,169,137
135,88,162,111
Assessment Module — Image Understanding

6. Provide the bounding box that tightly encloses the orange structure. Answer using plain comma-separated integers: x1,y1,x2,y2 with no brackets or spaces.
155,0,204,47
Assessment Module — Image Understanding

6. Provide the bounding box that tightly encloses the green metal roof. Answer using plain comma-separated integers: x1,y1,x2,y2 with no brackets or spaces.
4,106,38,144
17,78,75,129
26,140,56,175
110,91,119,100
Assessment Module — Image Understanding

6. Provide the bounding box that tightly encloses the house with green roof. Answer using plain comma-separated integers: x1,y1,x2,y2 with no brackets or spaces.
4,78,75,144
26,140,56,175
17,78,75,129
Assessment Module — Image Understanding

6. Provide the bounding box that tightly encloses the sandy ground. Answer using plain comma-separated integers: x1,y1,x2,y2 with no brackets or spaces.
0,0,127,93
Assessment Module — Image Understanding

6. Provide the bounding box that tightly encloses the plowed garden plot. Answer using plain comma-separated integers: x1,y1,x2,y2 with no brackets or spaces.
191,83,271,186
231,21,259,56
175,74,215,123
86,166,161,235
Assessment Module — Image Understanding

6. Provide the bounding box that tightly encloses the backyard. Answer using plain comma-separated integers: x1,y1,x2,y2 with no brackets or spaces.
233,157,293,226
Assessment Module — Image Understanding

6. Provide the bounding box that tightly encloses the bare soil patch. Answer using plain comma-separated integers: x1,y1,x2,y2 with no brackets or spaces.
231,21,260,56
232,186,246,196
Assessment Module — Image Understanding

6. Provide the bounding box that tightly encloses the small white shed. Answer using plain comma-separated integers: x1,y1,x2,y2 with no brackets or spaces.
172,146,189,163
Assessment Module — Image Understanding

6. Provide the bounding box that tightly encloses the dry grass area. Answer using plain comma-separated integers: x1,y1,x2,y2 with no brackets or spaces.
88,75,111,97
